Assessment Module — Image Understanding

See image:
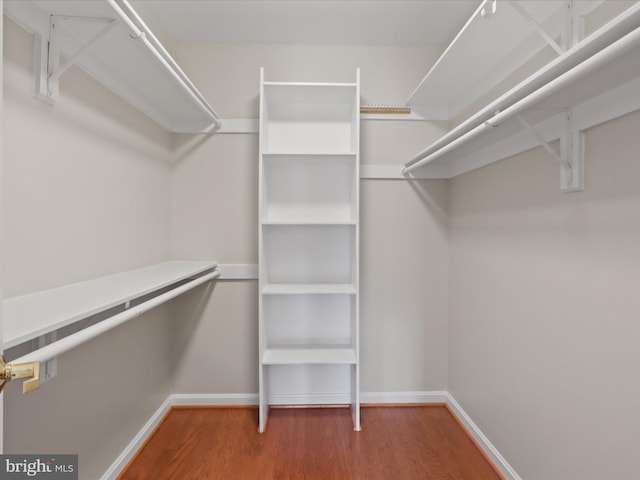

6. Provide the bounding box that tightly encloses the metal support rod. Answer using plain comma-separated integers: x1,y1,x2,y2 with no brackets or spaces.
118,0,222,129
49,19,117,83
106,0,222,130
515,114,570,171
402,23,640,175
11,269,220,366
508,1,565,55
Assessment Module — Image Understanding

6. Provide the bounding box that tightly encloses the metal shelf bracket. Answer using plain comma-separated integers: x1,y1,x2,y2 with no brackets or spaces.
517,110,584,193
508,0,565,56
35,15,117,105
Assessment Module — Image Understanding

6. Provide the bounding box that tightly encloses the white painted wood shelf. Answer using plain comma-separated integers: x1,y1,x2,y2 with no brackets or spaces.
3,261,218,350
259,69,361,432
4,0,221,133
404,2,640,192
407,0,603,120
262,284,357,295
262,153,357,224
263,347,357,365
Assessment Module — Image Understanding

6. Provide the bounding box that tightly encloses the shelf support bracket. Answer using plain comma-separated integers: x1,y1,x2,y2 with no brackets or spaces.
562,0,585,50
516,111,584,193
35,15,117,105
508,1,565,56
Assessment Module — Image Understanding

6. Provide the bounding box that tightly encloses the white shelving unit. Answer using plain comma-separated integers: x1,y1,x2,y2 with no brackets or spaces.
258,69,361,432
4,0,222,133
3,261,218,356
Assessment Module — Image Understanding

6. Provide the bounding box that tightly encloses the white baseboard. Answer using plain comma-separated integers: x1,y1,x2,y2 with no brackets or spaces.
101,396,172,480
444,393,521,480
167,391,450,406
170,393,259,406
105,391,520,480
362,390,449,404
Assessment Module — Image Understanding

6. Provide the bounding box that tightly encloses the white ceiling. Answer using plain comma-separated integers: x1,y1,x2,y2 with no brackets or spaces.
139,0,481,46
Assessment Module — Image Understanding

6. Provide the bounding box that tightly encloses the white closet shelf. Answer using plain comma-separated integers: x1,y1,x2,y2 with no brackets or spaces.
262,152,358,156
407,0,603,120
3,261,218,350
4,0,222,134
262,284,357,295
404,3,640,191
262,220,356,226
262,347,357,365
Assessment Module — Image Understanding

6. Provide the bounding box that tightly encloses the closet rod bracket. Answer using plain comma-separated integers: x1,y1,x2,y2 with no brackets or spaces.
516,110,584,193
35,15,117,105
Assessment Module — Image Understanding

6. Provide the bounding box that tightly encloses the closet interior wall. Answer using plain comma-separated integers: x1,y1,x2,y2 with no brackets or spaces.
2,16,174,480
449,108,640,480
447,3,640,478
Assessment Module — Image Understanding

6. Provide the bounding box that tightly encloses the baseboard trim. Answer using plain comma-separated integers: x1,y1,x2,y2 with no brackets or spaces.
444,393,521,480
168,391,450,406
105,391,520,480
362,390,449,404
101,396,172,480
170,393,259,406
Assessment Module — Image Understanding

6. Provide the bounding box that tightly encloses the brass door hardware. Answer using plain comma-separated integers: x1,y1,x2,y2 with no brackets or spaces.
0,356,40,393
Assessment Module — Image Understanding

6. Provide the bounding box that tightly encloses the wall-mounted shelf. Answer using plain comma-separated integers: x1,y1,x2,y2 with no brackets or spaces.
404,2,640,192
4,0,222,133
3,261,218,354
407,0,603,120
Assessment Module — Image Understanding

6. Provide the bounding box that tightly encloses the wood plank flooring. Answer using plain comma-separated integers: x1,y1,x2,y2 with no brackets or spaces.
118,406,504,480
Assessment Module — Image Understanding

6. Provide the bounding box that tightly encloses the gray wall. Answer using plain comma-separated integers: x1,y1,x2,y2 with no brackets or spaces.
3,17,174,479
449,110,640,479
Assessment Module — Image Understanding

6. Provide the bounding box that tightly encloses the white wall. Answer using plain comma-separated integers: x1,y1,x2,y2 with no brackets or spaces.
3,17,174,479
169,43,451,395
449,110,640,479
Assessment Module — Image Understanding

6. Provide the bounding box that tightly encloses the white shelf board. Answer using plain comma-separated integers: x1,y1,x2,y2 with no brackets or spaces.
262,220,356,226
407,0,602,120
262,82,357,104
262,151,358,157
262,152,357,157
412,19,640,179
262,284,357,295
262,346,357,365
3,261,217,349
263,81,357,87
4,0,220,133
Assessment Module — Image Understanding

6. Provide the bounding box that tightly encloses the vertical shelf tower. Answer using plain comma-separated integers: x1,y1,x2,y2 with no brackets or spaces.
258,68,361,432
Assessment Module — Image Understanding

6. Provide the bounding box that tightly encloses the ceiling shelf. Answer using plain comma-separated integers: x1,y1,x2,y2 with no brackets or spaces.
403,2,640,192
4,0,222,133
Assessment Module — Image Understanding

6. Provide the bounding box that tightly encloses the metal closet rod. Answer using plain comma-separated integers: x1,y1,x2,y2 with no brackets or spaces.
403,3,640,174
106,0,223,132
10,269,221,366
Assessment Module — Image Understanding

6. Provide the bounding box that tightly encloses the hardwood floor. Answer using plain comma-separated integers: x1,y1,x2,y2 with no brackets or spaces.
118,406,504,480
